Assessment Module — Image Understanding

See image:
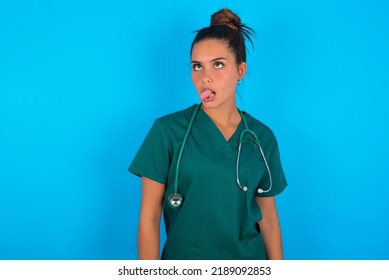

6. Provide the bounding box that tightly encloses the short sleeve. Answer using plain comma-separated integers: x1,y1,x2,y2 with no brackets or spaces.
128,119,171,185
256,138,288,197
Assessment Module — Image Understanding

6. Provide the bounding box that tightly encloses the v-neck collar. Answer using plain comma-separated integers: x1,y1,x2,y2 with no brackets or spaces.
196,106,244,160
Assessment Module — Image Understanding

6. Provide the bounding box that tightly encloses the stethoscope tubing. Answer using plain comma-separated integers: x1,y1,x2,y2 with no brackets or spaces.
236,129,273,194
170,104,272,208
173,104,201,195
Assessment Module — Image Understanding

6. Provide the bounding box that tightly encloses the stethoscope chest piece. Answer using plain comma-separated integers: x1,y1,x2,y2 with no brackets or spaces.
168,193,183,208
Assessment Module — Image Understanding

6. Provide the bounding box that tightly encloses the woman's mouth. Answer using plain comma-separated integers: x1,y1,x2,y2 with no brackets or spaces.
200,89,216,102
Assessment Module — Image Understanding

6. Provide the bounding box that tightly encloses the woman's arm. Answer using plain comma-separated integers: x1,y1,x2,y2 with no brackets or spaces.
255,196,283,260
137,177,165,259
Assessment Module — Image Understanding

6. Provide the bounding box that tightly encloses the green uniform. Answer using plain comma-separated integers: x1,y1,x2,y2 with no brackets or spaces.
129,104,287,260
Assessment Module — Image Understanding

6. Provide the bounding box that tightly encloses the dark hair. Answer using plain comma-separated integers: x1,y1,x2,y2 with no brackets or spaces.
190,8,255,64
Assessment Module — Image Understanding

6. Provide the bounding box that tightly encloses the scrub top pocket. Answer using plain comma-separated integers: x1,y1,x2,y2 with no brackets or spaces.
161,233,202,260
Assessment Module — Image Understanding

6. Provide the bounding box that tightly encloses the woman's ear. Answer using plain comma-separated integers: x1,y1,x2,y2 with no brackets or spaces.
238,62,247,80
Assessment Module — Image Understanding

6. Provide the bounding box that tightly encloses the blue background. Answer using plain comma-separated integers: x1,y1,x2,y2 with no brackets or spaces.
1,0,388,260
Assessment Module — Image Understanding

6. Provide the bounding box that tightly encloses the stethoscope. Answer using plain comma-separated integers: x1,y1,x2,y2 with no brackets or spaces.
168,104,273,209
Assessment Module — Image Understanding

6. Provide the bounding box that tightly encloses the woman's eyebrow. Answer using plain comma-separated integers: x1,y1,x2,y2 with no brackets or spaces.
191,57,227,64
211,57,227,62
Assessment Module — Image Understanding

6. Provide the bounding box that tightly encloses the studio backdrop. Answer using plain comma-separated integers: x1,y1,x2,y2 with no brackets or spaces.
0,0,388,259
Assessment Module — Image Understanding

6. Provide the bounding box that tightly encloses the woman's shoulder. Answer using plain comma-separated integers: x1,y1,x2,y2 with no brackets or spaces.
242,111,279,150
154,104,198,131
243,111,274,136
158,104,197,121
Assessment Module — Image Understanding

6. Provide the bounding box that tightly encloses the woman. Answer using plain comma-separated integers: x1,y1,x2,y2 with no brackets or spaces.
129,8,287,260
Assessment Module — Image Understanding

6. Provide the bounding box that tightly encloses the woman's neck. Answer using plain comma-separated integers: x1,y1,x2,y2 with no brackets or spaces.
201,102,241,141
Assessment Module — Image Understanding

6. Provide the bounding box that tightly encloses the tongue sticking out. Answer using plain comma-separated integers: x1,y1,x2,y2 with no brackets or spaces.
200,89,215,101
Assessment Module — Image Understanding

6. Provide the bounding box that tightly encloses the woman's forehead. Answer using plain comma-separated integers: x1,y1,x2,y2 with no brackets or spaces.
191,39,233,61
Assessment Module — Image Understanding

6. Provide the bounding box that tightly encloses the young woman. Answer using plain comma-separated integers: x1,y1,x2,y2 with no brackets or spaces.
129,8,287,260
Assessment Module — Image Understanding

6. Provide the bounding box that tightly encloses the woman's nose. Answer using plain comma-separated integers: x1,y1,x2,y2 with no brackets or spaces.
201,69,212,83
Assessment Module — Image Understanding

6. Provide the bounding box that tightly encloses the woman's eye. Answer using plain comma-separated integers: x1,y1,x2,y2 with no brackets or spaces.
192,64,202,71
214,62,224,69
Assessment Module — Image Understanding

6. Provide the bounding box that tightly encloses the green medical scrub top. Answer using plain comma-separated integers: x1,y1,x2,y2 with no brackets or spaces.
129,104,287,260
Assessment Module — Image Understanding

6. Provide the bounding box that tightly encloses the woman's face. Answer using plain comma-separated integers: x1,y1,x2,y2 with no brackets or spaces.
191,39,246,110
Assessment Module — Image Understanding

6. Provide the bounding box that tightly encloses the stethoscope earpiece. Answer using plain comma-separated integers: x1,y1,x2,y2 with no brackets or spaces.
236,110,273,195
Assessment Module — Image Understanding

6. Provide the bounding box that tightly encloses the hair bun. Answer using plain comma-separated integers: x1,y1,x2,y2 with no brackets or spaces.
210,8,241,31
